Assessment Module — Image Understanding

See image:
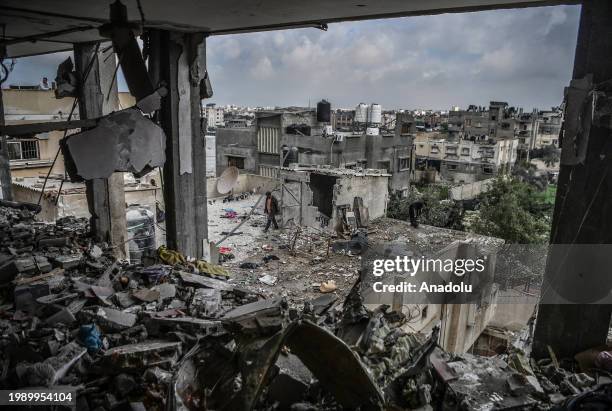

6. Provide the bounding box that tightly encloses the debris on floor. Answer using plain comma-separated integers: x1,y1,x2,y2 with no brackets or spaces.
0,203,610,410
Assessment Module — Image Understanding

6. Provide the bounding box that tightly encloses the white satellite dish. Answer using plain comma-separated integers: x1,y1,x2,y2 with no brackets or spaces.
217,166,239,194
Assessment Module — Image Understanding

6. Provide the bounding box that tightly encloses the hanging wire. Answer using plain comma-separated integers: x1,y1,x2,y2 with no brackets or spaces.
0,24,15,86
136,0,146,29
38,42,101,206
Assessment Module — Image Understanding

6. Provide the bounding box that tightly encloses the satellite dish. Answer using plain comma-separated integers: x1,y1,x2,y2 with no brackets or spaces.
217,166,239,194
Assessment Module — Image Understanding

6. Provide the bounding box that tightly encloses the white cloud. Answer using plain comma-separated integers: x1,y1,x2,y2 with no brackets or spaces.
222,38,242,59
8,5,580,111
250,56,274,79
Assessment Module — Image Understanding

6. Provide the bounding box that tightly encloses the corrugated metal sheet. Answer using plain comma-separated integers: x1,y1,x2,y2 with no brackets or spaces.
257,127,280,154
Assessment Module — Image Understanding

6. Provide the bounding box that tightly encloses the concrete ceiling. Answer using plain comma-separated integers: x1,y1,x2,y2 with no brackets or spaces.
1,0,577,57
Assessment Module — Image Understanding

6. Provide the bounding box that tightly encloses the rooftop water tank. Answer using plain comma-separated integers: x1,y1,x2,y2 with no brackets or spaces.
368,103,382,125
316,99,331,123
355,103,369,124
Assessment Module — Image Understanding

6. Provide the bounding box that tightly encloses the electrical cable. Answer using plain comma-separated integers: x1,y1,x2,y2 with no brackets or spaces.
39,43,101,206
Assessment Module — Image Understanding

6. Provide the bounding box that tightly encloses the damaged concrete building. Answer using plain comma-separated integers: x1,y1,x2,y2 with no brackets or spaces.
216,107,416,195
414,101,521,183
414,134,518,183
0,0,612,410
279,166,390,230
2,88,136,178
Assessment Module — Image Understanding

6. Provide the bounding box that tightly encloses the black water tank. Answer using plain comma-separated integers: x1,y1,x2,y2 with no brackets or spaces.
317,99,331,123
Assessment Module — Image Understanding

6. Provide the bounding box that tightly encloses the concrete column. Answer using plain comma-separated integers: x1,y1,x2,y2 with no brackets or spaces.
148,30,208,258
74,42,127,258
532,0,612,359
0,89,13,200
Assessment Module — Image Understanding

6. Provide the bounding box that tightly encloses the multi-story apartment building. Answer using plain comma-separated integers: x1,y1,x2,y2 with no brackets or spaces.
450,102,562,153
533,108,562,148
331,109,354,130
203,103,225,128
448,102,520,141
216,107,416,195
414,135,518,183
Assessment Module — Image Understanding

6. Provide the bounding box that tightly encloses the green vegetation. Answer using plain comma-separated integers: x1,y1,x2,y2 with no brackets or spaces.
388,177,554,244
387,184,464,231
543,184,557,205
469,177,553,244
531,144,561,167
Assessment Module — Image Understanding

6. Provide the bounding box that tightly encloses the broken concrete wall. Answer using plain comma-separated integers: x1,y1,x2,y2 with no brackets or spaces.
366,131,414,193
490,289,538,331
215,127,258,175
12,181,161,222
207,173,276,199
280,180,318,227
11,183,62,221
450,178,495,200
310,173,337,218
331,174,389,224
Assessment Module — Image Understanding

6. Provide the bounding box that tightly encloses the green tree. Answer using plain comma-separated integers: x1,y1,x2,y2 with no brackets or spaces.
470,177,552,244
530,144,561,167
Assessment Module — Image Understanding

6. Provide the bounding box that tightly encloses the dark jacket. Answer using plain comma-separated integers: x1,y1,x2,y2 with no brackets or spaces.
264,195,279,215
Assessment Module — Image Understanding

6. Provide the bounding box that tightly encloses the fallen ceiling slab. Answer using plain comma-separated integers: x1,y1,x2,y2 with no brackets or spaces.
2,0,576,57
62,107,166,180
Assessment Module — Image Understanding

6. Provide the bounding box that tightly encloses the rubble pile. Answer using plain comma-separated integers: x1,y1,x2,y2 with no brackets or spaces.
0,205,610,410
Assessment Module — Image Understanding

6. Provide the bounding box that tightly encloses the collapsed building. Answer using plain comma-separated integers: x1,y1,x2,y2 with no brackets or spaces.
0,205,607,410
0,0,611,410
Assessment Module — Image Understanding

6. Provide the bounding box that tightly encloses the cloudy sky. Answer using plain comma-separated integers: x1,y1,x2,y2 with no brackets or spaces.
5,5,580,111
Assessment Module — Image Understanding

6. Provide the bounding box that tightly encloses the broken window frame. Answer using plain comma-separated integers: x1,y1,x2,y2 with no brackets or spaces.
227,155,245,169
7,138,40,161
377,161,391,173
398,157,411,171
400,122,413,134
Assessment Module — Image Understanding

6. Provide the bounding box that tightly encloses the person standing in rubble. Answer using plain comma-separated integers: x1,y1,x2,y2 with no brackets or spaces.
409,200,424,228
263,191,279,232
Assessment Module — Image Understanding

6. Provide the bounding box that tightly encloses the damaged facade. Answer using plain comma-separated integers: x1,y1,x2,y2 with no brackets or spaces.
279,166,390,230
414,135,518,184
216,107,416,195
2,89,136,178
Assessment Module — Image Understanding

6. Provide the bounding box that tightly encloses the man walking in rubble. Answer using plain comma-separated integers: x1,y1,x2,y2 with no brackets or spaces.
263,191,279,232
409,199,424,228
